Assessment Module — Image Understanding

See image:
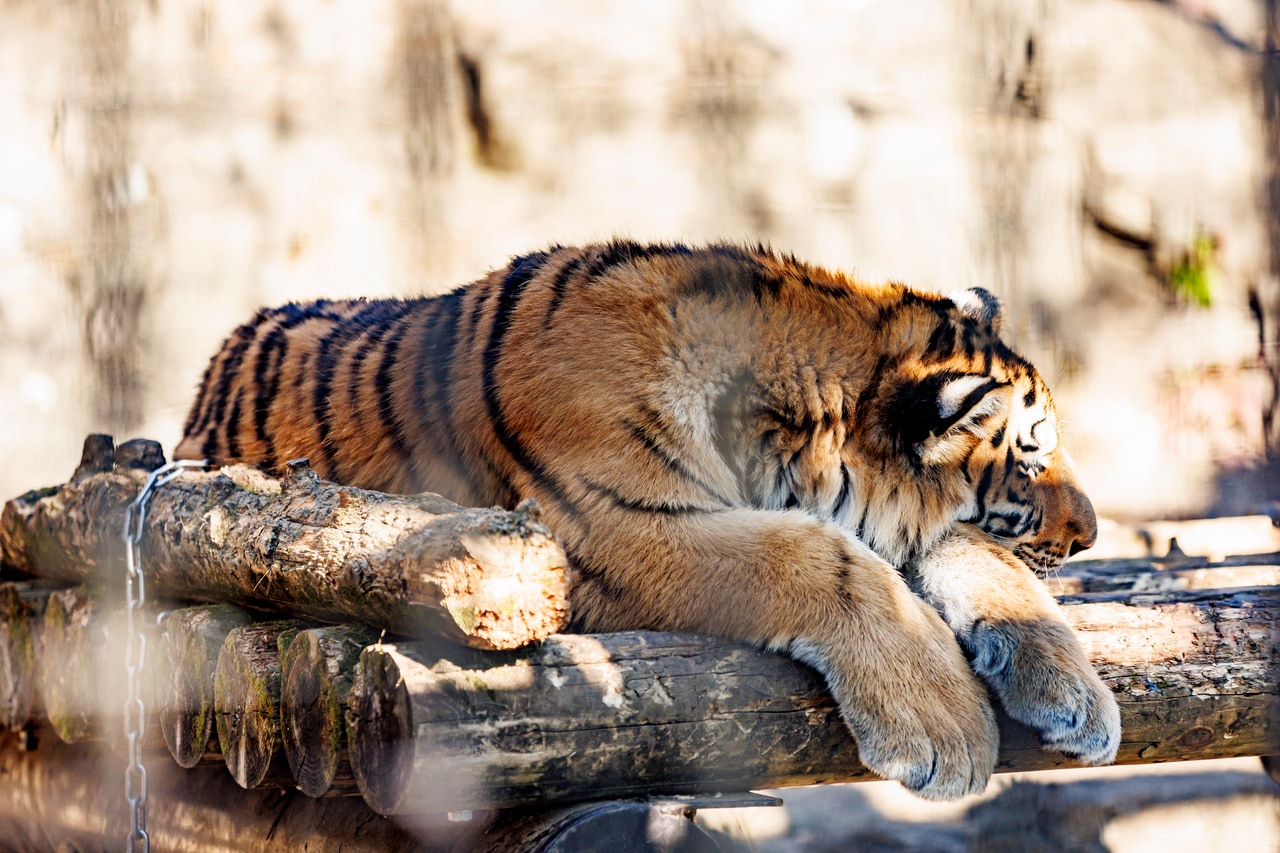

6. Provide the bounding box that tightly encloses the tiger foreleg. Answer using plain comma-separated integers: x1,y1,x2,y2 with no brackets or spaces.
568,508,999,800
910,527,1121,766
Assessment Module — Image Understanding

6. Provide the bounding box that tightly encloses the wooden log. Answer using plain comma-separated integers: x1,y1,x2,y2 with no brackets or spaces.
280,624,379,797
1048,553,1280,595
0,581,63,730
39,587,101,744
158,604,255,767
0,434,569,650
346,587,1280,815
214,620,315,789
0,726,423,852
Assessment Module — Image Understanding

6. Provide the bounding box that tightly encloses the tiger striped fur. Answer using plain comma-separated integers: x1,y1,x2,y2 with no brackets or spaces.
178,241,1120,800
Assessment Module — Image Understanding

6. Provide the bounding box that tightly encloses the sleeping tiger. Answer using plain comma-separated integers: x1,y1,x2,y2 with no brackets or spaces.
176,240,1120,801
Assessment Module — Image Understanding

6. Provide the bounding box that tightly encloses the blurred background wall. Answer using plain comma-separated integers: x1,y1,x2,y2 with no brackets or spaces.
1,0,1278,523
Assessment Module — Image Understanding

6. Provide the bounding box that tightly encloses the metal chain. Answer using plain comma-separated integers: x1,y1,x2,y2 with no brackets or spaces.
122,459,205,853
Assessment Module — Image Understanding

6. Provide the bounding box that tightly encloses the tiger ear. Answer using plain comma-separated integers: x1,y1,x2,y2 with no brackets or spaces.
883,373,1011,462
948,287,1003,333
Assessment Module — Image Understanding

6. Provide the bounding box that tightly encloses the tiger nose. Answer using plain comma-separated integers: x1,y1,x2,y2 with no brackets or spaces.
1065,490,1098,556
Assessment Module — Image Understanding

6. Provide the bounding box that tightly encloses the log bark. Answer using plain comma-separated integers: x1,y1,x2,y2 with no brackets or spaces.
280,624,379,797
346,587,1280,815
1048,552,1280,595
159,604,255,767
0,581,63,730
39,587,102,744
215,620,312,789
0,726,424,852
0,435,569,650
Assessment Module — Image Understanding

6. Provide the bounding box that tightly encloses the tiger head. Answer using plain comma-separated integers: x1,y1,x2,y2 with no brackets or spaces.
725,269,1094,574
858,286,1097,573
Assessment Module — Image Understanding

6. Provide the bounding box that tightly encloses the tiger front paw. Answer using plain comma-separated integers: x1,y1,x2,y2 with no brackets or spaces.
964,616,1120,765
795,607,1000,801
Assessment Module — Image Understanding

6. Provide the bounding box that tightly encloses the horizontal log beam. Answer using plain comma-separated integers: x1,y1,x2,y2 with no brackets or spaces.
1049,552,1280,595
346,587,1280,814
0,435,569,650
0,726,422,852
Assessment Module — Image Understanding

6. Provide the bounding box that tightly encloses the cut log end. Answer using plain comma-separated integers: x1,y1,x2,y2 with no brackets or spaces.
438,527,569,651
280,625,376,797
40,588,98,744
159,605,253,768
347,645,415,814
0,583,51,731
214,620,308,788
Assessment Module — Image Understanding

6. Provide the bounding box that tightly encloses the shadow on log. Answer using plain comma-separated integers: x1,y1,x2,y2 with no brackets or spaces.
0,435,569,650
346,587,1280,815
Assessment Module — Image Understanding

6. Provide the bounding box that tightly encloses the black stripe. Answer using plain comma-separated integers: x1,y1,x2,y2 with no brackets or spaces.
972,463,995,520
831,465,852,518
584,480,715,515
190,308,275,438
989,424,1006,448
224,389,244,459
425,289,465,433
925,320,955,361
1023,387,1037,407
961,322,978,360
933,378,1005,435
544,254,585,325
678,244,780,303
372,312,419,465
564,550,634,629
624,415,733,506
250,301,343,468
346,301,421,416
856,355,891,420
198,328,261,460
876,289,952,331
468,276,495,332
309,301,405,477
482,251,574,509
253,328,286,444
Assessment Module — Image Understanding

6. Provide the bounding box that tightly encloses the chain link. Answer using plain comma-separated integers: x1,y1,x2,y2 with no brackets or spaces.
122,459,205,853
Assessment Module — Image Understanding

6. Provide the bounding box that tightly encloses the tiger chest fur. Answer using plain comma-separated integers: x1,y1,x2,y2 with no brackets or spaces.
178,241,1120,800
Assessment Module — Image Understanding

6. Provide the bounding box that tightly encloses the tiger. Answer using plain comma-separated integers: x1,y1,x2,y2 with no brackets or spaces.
176,240,1121,801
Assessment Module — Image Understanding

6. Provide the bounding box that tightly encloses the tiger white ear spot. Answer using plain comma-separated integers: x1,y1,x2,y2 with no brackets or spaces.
948,287,1003,332
937,374,997,420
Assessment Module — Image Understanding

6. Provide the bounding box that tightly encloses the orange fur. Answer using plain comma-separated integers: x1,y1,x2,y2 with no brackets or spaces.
178,241,1119,798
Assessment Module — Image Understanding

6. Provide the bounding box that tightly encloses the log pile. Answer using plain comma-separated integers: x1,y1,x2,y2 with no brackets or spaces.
0,435,1278,849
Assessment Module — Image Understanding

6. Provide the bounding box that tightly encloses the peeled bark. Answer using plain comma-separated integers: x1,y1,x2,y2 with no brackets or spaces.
159,604,255,768
280,625,379,797
1,434,569,650
215,620,313,789
346,587,1280,815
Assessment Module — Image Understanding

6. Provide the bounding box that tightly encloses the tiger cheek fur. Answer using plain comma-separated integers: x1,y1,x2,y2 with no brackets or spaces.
177,241,1118,799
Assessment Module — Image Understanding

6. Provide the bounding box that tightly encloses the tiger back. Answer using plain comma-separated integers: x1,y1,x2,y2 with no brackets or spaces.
178,241,1120,800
